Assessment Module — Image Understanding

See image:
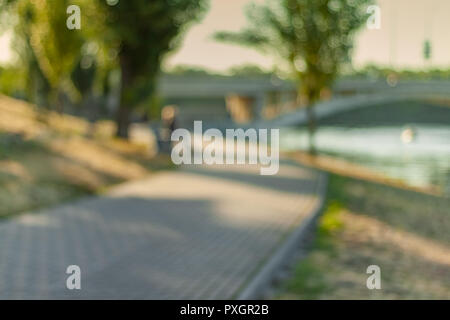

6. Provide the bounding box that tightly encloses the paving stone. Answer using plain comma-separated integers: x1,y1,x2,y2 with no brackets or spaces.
0,161,324,299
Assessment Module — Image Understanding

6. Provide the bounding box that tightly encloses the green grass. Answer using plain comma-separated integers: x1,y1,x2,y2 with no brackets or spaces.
280,199,343,299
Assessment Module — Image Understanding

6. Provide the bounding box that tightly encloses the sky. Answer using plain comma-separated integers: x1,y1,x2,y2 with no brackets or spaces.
165,0,450,72
1,0,449,71
0,31,12,63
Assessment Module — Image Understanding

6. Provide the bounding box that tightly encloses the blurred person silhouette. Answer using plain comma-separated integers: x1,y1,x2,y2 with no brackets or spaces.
158,105,179,154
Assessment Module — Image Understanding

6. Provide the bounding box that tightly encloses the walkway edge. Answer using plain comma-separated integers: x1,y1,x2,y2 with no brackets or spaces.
237,171,328,300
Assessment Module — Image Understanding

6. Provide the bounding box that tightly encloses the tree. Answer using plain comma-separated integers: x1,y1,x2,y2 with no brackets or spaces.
91,0,209,138
2,0,84,111
215,0,371,153
2,0,207,138
0,0,51,106
26,0,84,112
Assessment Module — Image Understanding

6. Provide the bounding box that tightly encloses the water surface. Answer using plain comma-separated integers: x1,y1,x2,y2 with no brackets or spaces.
280,124,450,194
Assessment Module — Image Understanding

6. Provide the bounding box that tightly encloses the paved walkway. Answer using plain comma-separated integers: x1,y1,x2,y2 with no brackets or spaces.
0,161,325,299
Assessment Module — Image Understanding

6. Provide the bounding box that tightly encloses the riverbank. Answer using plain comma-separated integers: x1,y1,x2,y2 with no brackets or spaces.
276,171,450,299
0,95,173,219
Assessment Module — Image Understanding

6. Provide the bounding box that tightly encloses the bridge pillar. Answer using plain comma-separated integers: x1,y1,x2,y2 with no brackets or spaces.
225,94,255,123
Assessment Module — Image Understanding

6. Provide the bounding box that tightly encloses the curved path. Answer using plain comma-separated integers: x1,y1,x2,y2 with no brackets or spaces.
0,160,325,299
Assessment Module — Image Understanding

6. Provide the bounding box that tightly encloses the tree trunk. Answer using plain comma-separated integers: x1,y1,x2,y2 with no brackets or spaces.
114,50,160,139
306,104,317,155
54,89,65,115
298,83,317,155
115,103,131,139
115,53,133,139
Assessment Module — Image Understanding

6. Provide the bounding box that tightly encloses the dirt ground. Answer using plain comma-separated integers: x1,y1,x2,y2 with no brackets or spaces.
277,173,450,300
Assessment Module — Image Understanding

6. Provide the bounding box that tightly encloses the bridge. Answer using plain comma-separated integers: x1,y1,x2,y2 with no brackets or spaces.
257,79,450,128
158,74,450,129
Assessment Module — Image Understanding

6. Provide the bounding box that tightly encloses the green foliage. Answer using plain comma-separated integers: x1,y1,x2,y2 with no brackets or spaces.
92,0,209,105
319,201,343,237
284,257,328,299
1,0,50,105
82,0,209,137
350,64,450,80
27,0,84,102
3,0,84,107
2,0,207,134
0,66,26,96
215,0,371,103
228,64,272,77
168,65,215,77
423,39,432,61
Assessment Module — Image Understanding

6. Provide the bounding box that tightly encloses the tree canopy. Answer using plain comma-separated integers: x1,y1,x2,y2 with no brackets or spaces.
1,0,208,137
216,0,371,102
84,0,208,137
215,0,371,152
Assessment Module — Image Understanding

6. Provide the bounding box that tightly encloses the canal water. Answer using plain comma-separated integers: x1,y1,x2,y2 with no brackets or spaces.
280,120,450,195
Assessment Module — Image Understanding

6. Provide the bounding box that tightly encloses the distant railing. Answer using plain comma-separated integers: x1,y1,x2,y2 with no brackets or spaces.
256,83,450,128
